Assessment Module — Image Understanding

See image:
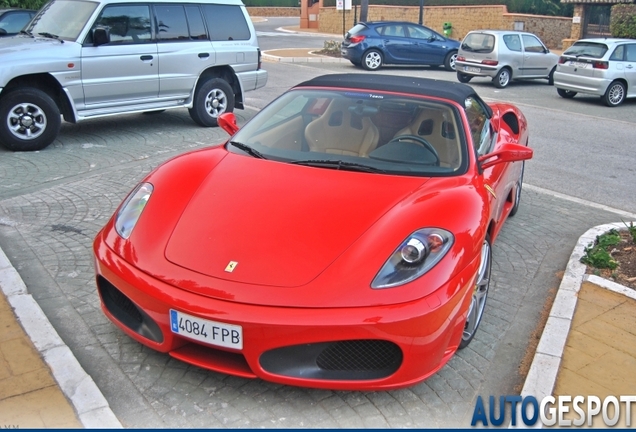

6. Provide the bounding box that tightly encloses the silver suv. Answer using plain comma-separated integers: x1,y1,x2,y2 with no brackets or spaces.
0,0,267,151
553,38,636,107
456,30,558,88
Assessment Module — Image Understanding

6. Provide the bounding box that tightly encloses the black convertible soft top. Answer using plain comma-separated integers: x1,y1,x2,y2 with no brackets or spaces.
295,74,492,117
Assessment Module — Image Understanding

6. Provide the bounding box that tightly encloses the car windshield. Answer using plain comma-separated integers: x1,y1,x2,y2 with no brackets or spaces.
227,89,467,177
24,0,98,41
563,42,608,59
461,33,495,53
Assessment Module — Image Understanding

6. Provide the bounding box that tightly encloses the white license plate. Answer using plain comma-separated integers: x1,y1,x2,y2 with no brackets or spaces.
464,66,481,73
170,310,243,350
572,61,591,69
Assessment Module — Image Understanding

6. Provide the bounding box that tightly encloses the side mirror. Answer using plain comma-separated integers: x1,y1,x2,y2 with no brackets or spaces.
93,26,110,46
478,143,533,170
218,112,239,135
0,29,7,36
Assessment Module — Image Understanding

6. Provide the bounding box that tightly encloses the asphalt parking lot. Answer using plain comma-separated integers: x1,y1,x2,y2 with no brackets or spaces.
0,95,633,426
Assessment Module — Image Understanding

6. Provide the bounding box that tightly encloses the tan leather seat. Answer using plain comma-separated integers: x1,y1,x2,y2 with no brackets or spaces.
393,108,460,168
305,99,380,157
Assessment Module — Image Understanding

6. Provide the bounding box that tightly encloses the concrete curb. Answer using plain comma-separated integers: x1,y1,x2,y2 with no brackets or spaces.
515,221,633,428
0,247,122,429
262,51,349,64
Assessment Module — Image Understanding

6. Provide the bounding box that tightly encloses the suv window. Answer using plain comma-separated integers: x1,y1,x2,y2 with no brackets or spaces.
202,4,249,41
155,5,190,41
88,5,152,44
626,44,636,62
503,34,521,52
522,34,545,53
185,5,207,40
26,0,98,41
461,33,495,53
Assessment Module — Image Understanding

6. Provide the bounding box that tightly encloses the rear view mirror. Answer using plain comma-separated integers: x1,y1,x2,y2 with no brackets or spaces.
218,112,239,135
478,143,533,170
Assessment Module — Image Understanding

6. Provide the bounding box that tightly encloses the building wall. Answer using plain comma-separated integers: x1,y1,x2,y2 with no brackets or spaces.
246,7,301,17
319,5,572,48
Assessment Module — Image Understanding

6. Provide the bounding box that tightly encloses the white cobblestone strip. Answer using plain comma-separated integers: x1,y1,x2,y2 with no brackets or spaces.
515,221,632,428
0,246,122,428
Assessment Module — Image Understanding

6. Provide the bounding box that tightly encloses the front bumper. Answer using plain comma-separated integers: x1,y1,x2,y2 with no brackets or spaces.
553,71,610,96
93,234,477,391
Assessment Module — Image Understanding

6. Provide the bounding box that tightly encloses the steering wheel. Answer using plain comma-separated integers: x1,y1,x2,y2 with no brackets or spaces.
388,135,440,165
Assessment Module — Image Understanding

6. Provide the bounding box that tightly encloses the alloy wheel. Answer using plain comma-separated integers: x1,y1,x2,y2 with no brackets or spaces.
461,238,491,347
7,102,47,141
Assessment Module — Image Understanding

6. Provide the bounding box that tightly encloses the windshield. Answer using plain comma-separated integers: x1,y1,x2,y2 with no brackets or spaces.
563,42,608,58
228,89,467,177
24,0,98,41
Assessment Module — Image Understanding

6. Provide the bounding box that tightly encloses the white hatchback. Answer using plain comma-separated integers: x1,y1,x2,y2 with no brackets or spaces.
553,38,636,107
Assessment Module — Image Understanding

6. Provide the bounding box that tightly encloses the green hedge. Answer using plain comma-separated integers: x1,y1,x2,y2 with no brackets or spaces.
0,0,47,8
322,0,570,17
611,4,636,39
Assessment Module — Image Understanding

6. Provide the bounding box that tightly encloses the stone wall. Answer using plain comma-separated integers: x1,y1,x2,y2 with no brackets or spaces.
247,7,300,17
319,5,572,48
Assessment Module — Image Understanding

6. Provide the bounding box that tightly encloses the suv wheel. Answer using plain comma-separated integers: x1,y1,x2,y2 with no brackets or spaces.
602,81,626,107
189,78,235,127
493,68,511,88
444,51,458,71
0,88,61,151
361,49,383,71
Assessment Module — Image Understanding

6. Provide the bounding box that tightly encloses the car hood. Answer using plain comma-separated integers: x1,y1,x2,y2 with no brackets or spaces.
164,154,428,288
0,36,79,62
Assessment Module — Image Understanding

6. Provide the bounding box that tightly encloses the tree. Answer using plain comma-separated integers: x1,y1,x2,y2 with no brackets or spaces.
0,0,48,9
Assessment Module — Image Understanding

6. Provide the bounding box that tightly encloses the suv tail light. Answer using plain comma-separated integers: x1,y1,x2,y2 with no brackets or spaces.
593,61,608,70
481,60,498,66
349,35,365,44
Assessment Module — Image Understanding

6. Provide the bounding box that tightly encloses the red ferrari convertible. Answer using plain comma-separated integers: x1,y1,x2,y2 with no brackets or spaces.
93,74,532,390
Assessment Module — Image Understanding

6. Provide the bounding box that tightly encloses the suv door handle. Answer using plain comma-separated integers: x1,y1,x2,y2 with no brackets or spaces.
627,64,634,69
140,55,153,61
198,53,210,59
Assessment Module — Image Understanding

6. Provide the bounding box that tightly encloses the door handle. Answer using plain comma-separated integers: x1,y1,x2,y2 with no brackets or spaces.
140,55,153,61
198,53,210,59
627,64,634,69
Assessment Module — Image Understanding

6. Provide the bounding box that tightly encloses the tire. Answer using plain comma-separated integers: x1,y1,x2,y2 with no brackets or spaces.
548,66,556,86
508,161,525,217
361,49,383,71
459,235,492,349
188,78,235,127
457,72,472,83
444,51,458,71
492,68,511,88
557,88,577,99
602,81,626,107
0,88,61,152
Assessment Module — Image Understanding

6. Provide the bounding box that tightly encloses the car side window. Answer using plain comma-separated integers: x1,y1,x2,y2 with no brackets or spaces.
185,6,207,40
88,5,152,44
626,44,636,62
503,34,521,52
465,97,491,156
406,25,432,40
202,4,250,41
522,34,545,53
0,12,33,34
609,45,625,61
379,25,405,37
154,5,189,41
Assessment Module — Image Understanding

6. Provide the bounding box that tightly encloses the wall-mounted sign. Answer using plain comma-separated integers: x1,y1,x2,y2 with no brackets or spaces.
336,0,351,10
572,16,581,24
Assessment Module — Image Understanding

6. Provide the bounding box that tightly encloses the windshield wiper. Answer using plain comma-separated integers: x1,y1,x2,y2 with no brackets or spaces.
38,32,63,42
228,141,266,159
290,159,386,173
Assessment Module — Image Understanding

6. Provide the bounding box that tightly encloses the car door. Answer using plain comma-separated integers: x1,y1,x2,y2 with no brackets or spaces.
81,4,158,107
405,24,445,65
154,4,214,99
624,43,636,97
376,24,409,63
521,34,551,77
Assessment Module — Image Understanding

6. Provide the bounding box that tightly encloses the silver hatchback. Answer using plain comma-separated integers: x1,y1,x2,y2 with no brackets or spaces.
553,38,636,107
456,30,558,88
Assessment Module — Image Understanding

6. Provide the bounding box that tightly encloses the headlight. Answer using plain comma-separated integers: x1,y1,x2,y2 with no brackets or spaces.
115,183,153,239
372,228,454,289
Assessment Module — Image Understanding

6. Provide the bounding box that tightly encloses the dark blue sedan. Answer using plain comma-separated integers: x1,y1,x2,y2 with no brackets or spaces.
341,21,460,71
